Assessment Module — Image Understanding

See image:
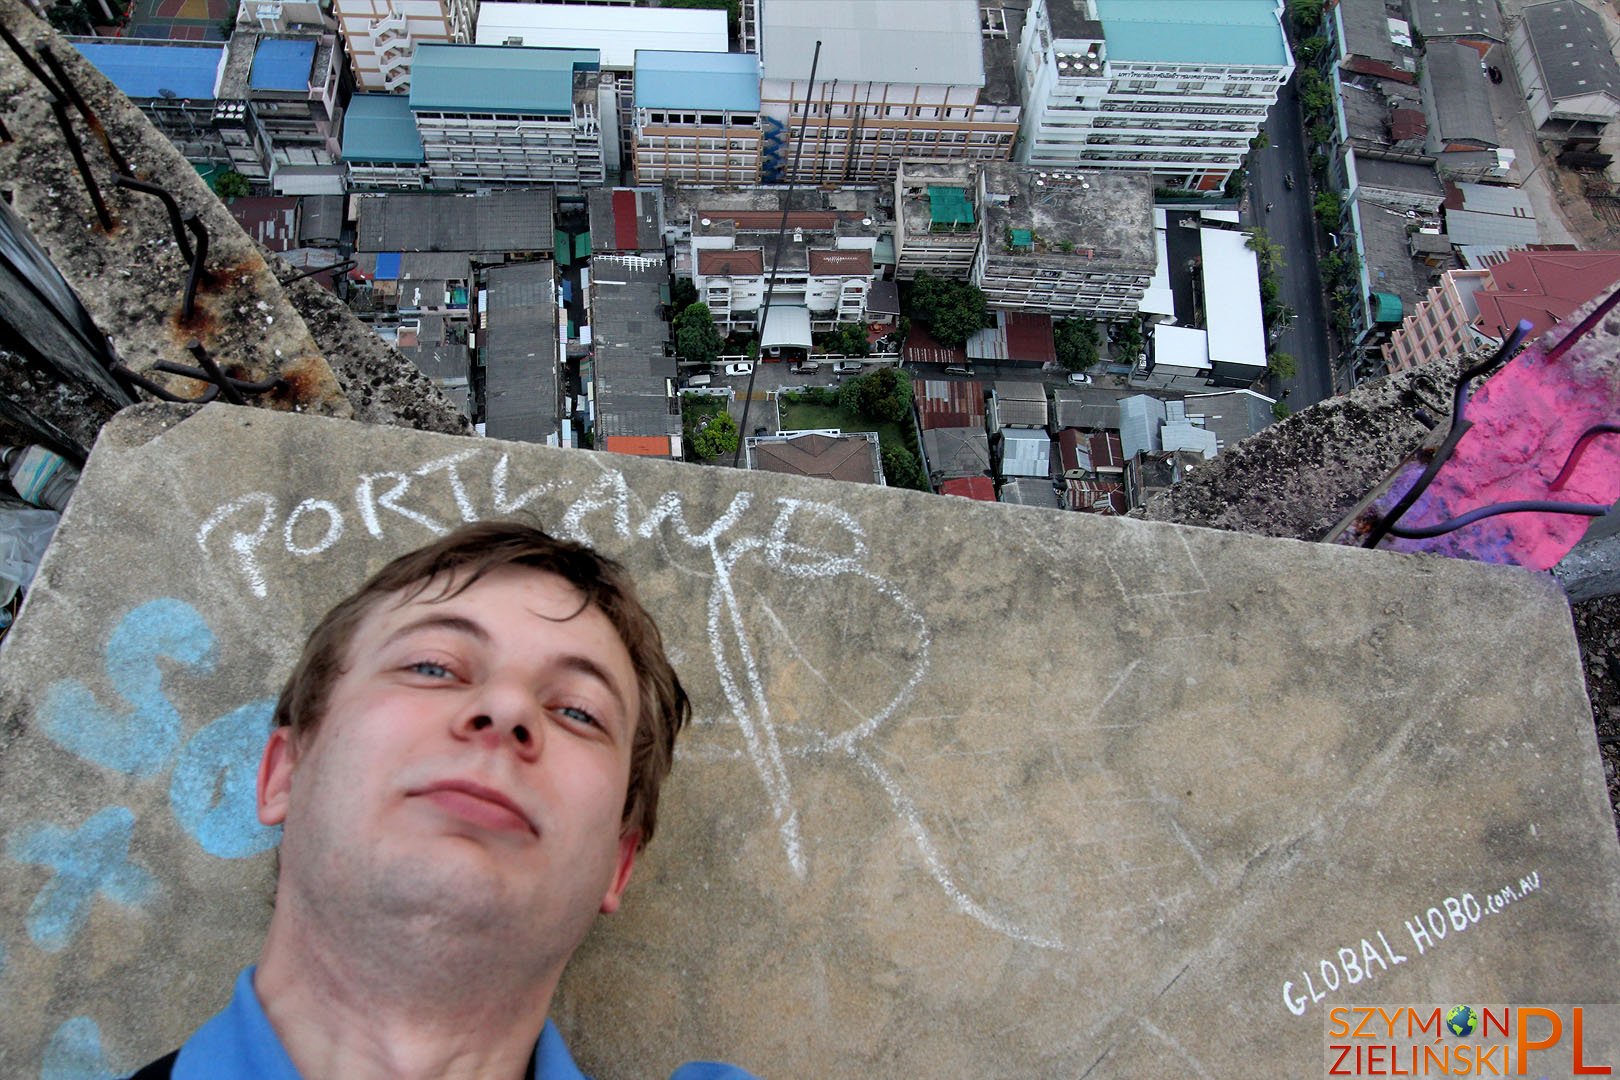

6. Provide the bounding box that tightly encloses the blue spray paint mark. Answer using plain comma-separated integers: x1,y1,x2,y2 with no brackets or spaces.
40,599,216,777
169,698,281,858
8,807,157,952
40,1017,115,1080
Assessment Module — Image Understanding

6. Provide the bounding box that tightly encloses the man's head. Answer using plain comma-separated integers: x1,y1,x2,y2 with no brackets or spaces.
270,521,689,850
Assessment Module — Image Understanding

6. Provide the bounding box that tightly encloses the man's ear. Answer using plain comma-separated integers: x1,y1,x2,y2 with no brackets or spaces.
257,726,300,827
599,831,640,914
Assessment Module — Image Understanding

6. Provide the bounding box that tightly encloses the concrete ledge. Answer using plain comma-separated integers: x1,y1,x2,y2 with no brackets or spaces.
2,403,1618,1077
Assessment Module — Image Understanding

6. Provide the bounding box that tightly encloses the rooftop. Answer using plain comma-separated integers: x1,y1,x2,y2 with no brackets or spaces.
249,37,314,92
1356,195,1445,310
915,378,987,430
1044,0,1105,40
483,260,559,443
746,431,884,484
355,189,555,253
897,161,980,242
1423,40,1497,147
634,50,760,112
1471,249,1620,339
1093,0,1291,68
588,188,663,253
409,44,599,115
922,425,992,479
981,0,1025,106
979,163,1156,273
759,0,985,87
1521,0,1620,104
475,3,726,68
1180,389,1275,453
1407,0,1503,40
1335,0,1398,66
70,39,224,100
1355,154,1447,200
592,255,680,442
342,94,425,163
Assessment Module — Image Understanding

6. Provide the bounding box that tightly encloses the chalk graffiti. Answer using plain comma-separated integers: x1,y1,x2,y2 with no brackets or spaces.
40,599,216,777
40,1017,114,1080
190,449,1065,949
7,807,157,953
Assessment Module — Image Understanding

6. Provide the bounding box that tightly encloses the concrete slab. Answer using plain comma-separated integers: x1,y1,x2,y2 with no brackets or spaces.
3,403,1619,1078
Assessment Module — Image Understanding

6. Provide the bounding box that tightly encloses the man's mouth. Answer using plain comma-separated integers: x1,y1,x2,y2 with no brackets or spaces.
412,780,537,835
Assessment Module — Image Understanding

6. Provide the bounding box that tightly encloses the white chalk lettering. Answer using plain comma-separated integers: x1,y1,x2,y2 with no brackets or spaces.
414,450,480,524
489,453,549,515
196,493,277,600
356,472,445,538
1338,947,1364,985
1426,906,1447,941
1407,915,1434,955
1284,982,1308,1016
283,499,342,557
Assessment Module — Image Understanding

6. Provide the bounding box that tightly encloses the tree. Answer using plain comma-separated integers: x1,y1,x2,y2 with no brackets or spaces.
671,277,698,312
830,321,870,357
673,302,723,367
880,444,929,491
840,366,912,424
908,271,991,346
1245,228,1286,272
1272,400,1293,421
1295,37,1327,66
690,410,738,461
1313,190,1343,228
1054,318,1100,371
1289,0,1323,31
45,0,97,34
1111,317,1144,362
216,171,251,199
1269,351,1298,380
1297,68,1332,117
1250,130,1270,151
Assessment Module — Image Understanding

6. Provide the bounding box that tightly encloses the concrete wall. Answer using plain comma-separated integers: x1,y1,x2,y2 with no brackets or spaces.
3,403,1619,1078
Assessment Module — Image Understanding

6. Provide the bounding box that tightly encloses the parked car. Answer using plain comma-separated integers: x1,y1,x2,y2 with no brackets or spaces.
1067,372,1093,385
724,362,753,377
684,374,713,388
943,365,975,377
834,361,865,374
790,360,822,374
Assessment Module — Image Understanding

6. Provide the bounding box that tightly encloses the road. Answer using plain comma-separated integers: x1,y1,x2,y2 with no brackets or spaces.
1250,77,1336,405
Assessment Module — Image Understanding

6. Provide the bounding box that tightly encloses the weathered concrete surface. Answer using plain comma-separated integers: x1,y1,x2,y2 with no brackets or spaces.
4,404,1619,1078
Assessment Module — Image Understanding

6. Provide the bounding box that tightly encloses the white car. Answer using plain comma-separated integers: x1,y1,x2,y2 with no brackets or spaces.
724,362,754,377
834,361,865,374
1067,372,1093,385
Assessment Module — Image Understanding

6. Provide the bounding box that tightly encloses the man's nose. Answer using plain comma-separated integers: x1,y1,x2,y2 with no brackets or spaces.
453,686,542,762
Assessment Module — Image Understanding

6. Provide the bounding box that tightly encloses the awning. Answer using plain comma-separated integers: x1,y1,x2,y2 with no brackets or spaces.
1370,291,1404,324
760,305,812,348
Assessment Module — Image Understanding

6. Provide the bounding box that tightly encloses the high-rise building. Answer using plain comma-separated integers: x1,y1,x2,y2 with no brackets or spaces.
333,0,475,92
632,52,762,185
1016,0,1291,191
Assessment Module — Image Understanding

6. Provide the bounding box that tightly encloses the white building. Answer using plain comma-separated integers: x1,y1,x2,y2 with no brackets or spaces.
756,0,1021,184
632,51,761,185
334,0,474,92
1016,0,1292,191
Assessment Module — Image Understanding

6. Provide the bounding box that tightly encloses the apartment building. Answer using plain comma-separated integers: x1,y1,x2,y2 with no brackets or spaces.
1016,0,1291,191
1385,268,1494,372
756,0,1021,184
893,161,983,280
71,40,234,174
632,51,762,185
972,162,1155,318
475,3,728,174
665,185,882,339
408,45,607,188
334,0,474,92
343,93,427,188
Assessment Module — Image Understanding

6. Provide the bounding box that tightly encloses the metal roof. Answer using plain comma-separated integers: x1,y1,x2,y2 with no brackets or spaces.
475,3,725,68
915,379,986,430
634,50,760,111
355,189,556,253
484,260,560,444
1000,428,1053,477
342,94,425,163
1444,208,1541,246
410,45,598,114
759,0,984,87
1407,0,1502,40
249,37,314,91
72,41,224,100
1200,228,1267,370
590,255,680,441
1119,395,1167,460
922,426,992,480
1424,41,1496,145
1522,0,1620,104
761,305,813,348
1092,0,1290,67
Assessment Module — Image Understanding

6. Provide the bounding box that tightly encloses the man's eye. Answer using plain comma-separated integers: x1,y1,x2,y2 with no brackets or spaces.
409,661,453,679
557,705,600,729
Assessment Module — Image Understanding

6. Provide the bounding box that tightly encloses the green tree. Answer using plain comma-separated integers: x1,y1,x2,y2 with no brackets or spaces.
45,0,97,34
1289,0,1324,31
216,171,251,199
880,443,929,491
831,321,870,357
1269,351,1298,380
1250,130,1270,151
1272,400,1293,420
659,0,739,35
1297,68,1332,117
1295,37,1327,66
1245,228,1286,272
671,276,698,311
690,410,739,461
908,271,991,346
673,301,723,366
1054,317,1101,371
840,366,913,424
1313,190,1343,228
1112,316,1144,362
1309,120,1335,146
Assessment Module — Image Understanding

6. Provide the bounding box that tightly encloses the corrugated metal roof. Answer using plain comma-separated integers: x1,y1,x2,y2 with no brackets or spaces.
1524,0,1620,103
1001,429,1053,478
484,260,560,444
915,378,985,429
476,3,725,68
1088,431,1125,470
1445,208,1540,246
760,0,984,87
249,38,314,91
1119,395,1166,460
634,50,760,111
410,44,598,114
941,477,996,500
1425,41,1495,145
226,197,299,252
1093,0,1289,67
343,94,425,163
72,41,224,99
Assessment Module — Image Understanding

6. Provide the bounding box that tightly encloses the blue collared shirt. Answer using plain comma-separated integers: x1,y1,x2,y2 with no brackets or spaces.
164,968,756,1080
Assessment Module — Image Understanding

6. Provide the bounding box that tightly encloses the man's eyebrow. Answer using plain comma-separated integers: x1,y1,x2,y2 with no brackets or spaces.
553,654,631,721
382,614,492,648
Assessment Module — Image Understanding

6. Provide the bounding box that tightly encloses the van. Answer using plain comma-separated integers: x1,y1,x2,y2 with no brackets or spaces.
790,361,822,374
943,365,975,377
685,374,713,388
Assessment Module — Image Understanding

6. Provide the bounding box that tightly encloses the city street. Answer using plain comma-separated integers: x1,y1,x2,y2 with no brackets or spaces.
1251,77,1336,405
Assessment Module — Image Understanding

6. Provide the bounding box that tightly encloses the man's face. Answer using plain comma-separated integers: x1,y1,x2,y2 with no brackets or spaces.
256,566,643,965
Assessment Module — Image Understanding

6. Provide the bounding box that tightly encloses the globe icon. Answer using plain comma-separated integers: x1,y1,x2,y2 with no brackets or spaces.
1446,1006,1479,1038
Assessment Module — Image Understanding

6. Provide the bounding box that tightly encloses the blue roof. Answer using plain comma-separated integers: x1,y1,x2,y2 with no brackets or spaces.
71,41,223,100
410,45,599,114
1093,0,1289,67
343,93,425,162
375,252,402,280
250,38,315,91
634,50,760,111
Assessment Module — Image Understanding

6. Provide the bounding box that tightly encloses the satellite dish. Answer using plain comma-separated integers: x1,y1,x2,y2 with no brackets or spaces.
700,217,711,225
159,88,177,98
861,217,871,225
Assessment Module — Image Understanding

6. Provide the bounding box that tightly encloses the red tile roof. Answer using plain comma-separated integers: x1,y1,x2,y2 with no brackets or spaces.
914,378,985,429
941,477,995,500
808,249,872,276
698,248,765,276
1473,250,1620,341
751,433,880,483
605,435,676,458
702,210,858,229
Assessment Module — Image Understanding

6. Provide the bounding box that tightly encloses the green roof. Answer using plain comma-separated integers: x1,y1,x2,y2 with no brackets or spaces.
1370,291,1404,323
928,185,974,227
1093,0,1289,68
343,93,424,163
410,45,600,115
1010,228,1034,250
